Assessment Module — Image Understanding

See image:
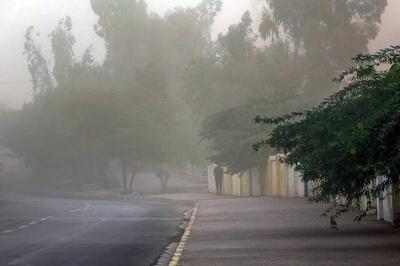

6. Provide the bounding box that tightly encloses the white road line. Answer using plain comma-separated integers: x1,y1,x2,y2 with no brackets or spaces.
1,215,57,236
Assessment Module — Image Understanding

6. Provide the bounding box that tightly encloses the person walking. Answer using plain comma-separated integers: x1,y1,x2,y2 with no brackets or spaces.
213,164,224,196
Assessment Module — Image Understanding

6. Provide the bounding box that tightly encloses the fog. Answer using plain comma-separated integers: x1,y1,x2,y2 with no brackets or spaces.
0,0,255,108
0,1,400,265
0,0,398,192
2,0,399,109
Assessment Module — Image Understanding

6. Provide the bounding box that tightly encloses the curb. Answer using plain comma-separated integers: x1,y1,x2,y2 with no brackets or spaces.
168,203,199,266
141,196,196,206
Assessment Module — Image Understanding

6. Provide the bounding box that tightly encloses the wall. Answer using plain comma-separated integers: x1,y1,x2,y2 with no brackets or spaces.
261,155,307,197
207,154,307,198
222,167,233,195
240,171,250,197
250,167,262,196
376,177,400,224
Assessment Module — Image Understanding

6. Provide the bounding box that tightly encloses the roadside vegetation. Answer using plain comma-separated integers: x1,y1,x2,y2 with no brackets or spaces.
255,46,400,226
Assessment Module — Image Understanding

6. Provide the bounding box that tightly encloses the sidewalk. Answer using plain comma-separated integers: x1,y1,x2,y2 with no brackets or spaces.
180,197,400,266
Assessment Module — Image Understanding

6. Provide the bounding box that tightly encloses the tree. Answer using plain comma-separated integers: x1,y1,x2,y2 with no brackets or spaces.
184,11,259,118
3,0,223,191
90,0,222,191
2,19,115,188
50,16,75,85
186,0,387,119
91,0,149,83
155,166,170,192
23,26,53,95
201,99,275,173
259,0,387,103
191,0,387,175
254,46,400,227
103,65,179,193
2,61,112,187
190,12,308,172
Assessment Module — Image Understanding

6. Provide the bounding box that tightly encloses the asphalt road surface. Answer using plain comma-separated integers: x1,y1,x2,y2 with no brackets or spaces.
0,193,186,266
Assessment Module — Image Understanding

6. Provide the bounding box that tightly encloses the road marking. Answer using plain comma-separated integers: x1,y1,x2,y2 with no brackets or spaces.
1,204,90,236
1,214,58,236
168,204,199,266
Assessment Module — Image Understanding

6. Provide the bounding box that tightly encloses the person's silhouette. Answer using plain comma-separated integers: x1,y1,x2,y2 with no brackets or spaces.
213,165,224,196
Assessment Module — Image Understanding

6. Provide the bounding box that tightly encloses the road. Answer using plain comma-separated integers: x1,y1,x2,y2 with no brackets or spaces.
0,193,187,266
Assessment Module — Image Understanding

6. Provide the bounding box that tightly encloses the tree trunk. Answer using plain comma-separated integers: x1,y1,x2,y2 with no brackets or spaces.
160,172,169,192
121,161,128,194
128,172,135,194
127,163,141,194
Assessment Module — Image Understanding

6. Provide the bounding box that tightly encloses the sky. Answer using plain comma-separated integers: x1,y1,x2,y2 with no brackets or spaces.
0,0,399,109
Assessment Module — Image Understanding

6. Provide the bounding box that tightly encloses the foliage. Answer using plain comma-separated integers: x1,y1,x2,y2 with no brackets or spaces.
90,0,222,191
1,62,111,186
50,16,75,85
201,99,281,174
255,46,400,225
260,0,388,102
23,27,53,94
2,0,390,195
193,0,386,174
2,0,222,192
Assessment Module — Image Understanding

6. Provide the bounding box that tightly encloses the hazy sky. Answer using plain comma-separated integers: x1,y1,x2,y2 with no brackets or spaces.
0,0,399,109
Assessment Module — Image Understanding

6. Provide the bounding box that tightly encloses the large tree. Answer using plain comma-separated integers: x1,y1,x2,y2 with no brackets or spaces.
201,99,289,174
255,46,400,226
260,0,387,103
5,30,113,186
196,0,387,174
90,0,222,190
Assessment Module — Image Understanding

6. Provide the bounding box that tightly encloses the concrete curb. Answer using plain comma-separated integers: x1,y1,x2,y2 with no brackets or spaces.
168,203,199,266
154,208,193,266
141,196,197,206
141,193,237,207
